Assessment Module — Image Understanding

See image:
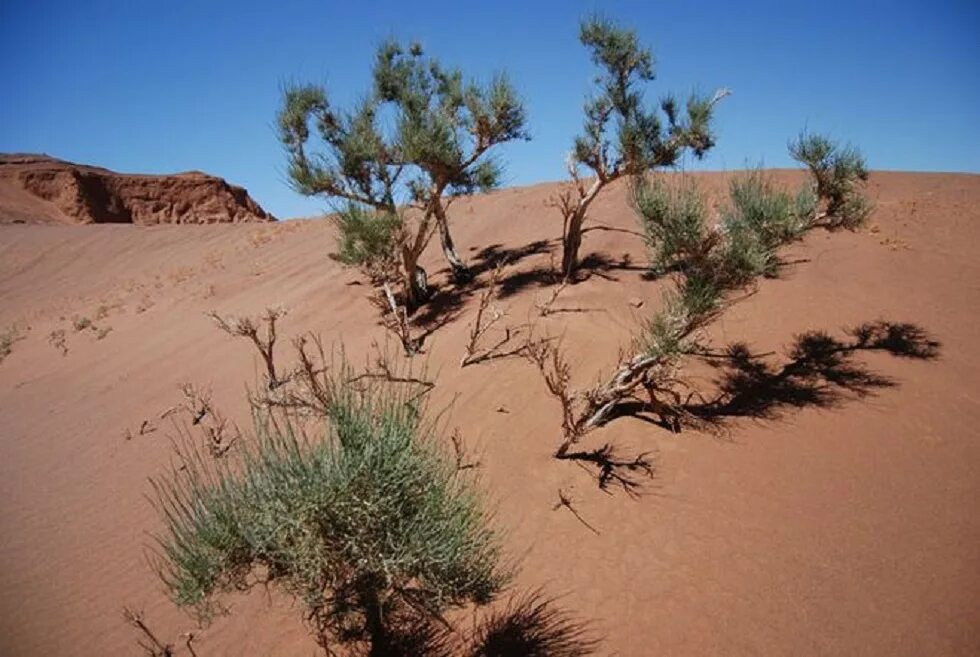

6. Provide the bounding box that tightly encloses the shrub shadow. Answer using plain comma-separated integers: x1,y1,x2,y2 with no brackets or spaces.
381,589,601,657
687,320,941,426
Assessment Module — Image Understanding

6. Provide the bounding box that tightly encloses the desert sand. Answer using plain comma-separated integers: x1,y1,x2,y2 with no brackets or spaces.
1,170,978,656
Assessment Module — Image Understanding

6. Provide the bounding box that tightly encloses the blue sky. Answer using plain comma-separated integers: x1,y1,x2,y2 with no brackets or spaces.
1,0,977,218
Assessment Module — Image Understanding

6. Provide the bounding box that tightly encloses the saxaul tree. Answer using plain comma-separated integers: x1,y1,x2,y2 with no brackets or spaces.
278,40,528,309
530,135,874,491
555,16,729,282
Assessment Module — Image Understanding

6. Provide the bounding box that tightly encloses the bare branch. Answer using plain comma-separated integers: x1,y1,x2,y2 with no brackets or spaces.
208,306,288,388
461,265,528,367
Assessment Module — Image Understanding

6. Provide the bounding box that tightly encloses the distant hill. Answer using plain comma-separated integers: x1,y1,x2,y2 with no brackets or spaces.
0,154,275,224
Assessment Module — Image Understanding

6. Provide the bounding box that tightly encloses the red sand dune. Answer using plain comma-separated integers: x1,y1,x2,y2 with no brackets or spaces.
0,170,978,656
0,154,275,225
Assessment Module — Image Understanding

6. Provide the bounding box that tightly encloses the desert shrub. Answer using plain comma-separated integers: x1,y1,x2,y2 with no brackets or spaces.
555,16,728,280
790,131,871,228
150,351,508,655
635,168,825,286
630,176,715,275
716,169,817,279
279,40,527,303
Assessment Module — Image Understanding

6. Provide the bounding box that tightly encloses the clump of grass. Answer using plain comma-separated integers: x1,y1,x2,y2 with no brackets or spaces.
150,349,509,655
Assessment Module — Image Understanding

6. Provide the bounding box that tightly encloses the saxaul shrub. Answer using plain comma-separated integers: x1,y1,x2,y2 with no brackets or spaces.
150,349,509,656
790,131,872,229
554,15,728,281
279,39,528,306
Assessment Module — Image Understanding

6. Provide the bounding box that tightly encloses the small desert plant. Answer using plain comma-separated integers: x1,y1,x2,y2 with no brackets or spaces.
790,130,871,229
48,328,68,356
1,326,24,364
631,175,717,276
72,315,93,332
554,15,728,281
149,349,509,656
716,168,817,280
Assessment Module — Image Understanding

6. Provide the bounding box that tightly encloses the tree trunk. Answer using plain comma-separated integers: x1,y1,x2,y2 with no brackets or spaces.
560,178,605,283
561,208,586,282
401,245,429,309
434,201,471,283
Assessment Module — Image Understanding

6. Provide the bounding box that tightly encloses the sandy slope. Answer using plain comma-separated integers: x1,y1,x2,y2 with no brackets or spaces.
0,171,978,656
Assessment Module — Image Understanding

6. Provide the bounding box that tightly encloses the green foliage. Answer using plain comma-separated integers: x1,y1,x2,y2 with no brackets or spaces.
789,131,872,228
630,176,714,275
634,272,722,362
150,353,508,651
572,16,723,178
634,167,827,287
719,169,817,279
279,40,528,293
278,42,527,208
374,40,528,199
331,204,401,278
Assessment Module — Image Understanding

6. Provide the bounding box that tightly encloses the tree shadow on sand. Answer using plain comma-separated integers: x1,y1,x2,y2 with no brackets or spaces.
687,320,940,425
576,320,939,496
601,320,941,433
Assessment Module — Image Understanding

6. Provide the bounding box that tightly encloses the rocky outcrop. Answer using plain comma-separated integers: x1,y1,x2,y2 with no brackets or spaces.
0,154,275,224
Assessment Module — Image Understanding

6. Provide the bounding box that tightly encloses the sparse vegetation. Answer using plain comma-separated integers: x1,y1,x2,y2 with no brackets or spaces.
72,315,93,332
150,347,509,656
790,130,872,229
1,326,24,364
48,328,68,356
530,133,875,491
554,15,728,282
278,39,528,306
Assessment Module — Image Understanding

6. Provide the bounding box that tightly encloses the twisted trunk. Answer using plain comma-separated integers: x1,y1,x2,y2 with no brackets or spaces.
433,200,471,283
400,244,429,309
561,178,606,282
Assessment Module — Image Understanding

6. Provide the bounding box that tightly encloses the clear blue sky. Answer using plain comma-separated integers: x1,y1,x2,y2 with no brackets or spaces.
1,0,977,218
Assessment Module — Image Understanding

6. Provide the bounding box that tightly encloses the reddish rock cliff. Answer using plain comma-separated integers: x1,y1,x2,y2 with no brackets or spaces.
0,154,275,224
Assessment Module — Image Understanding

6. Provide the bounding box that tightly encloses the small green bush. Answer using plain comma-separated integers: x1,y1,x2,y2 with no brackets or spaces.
790,131,871,228
719,168,817,279
630,176,714,275
151,352,508,655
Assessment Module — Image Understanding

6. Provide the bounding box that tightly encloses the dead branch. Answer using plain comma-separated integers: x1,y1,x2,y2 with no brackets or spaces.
122,607,174,657
451,428,480,472
534,282,568,317
461,265,527,367
371,282,424,356
170,383,240,458
208,306,288,388
524,337,583,456
259,335,436,418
